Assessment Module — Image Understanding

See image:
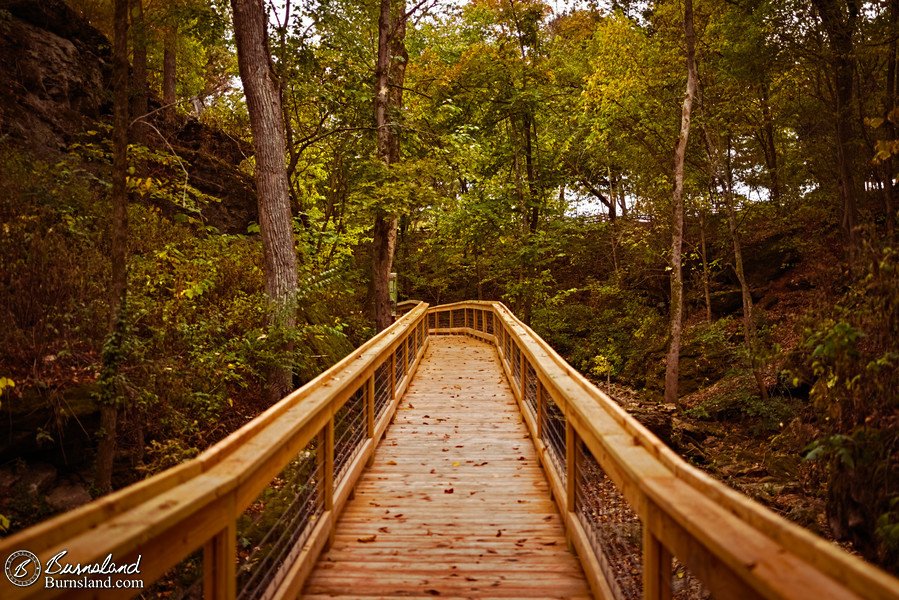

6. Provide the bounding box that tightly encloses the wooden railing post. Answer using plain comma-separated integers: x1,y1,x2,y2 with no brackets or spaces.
367,374,376,466
565,420,578,553
536,379,544,440
390,350,396,400
324,421,335,547
643,527,672,600
203,505,236,600
519,349,526,398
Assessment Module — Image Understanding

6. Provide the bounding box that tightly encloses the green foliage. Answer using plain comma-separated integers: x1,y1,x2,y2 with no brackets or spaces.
791,239,899,567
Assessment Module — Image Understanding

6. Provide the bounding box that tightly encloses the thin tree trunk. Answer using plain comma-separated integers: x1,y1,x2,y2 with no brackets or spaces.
371,0,407,331
699,208,712,323
759,84,781,208
231,0,299,402
129,0,147,145
812,0,860,264
96,0,130,494
706,132,769,401
664,0,697,410
163,26,177,113
885,0,897,237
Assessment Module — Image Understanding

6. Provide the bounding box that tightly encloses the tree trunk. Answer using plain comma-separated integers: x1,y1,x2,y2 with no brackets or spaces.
664,0,697,410
706,132,769,401
885,0,897,237
96,0,130,494
759,84,781,208
231,0,299,402
699,208,712,323
812,0,860,263
371,0,407,331
163,25,177,112
129,0,147,145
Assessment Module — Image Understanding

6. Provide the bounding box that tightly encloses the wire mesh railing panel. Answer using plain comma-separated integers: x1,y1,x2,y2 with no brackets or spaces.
407,335,414,370
452,308,465,328
428,312,436,330
512,344,522,386
497,326,504,354
541,389,567,485
485,311,494,334
374,360,391,420
139,549,203,599
476,310,484,331
334,386,367,487
466,308,474,328
574,440,641,600
504,330,513,368
395,345,406,388
236,435,323,600
438,310,450,329
524,362,538,419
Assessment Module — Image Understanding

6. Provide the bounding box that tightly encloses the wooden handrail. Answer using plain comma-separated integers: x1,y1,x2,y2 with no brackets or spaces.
428,301,899,600
0,302,430,599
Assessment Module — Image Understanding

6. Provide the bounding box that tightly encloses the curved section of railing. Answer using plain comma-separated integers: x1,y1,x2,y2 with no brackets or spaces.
428,300,899,600
0,302,430,600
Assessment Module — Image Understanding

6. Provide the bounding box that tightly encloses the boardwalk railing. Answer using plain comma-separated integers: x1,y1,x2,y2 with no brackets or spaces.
0,303,430,600
429,300,899,600
3,299,898,600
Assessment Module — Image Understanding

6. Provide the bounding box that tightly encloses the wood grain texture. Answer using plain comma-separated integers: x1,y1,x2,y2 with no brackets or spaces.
302,336,591,599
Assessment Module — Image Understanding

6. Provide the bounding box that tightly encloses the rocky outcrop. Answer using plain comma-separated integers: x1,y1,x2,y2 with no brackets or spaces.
0,0,110,155
0,0,258,233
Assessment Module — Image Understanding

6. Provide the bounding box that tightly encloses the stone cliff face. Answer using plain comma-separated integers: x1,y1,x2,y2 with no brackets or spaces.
0,0,111,155
0,0,257,233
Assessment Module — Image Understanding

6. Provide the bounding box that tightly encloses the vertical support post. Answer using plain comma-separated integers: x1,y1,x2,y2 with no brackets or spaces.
519,350,526,399
643,527,673,600
324,419,335,547
536,380,544,440
367,375,375,439
390,350,396,401
203,509,236,600
449,309,453,329
565,420,577,553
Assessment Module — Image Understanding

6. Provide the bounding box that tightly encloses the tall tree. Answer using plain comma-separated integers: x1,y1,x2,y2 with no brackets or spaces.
96,0,131,493
371,0,409,331
664,0,698,409
811,0,860,262
130,0,148,144
231,0,299,401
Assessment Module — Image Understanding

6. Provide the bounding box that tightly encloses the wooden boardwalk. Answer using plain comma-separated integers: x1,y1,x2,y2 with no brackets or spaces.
302,335,591,599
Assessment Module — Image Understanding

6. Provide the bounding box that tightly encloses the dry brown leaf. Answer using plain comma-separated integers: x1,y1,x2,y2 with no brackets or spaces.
357,535,377,543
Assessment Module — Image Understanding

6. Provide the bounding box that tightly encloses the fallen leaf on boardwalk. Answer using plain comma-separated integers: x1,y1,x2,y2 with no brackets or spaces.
496,529,502,537
424,415,430,418
378,527,390,533
394,513,404,518
517,500,526,503
515,538,527,546
455,445,464,448
444,488,454,494
386,460,398,465
543,516,553,521
486,549,498,554
453,461,460,466
441,448,449,452
517,456,526,461
357,535,377,543
426,589,440,595
465,577,478,582
540,541,557,546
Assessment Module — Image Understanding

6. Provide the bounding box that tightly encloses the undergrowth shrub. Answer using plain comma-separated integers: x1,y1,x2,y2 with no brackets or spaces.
790,237,899,571
0,142,362,492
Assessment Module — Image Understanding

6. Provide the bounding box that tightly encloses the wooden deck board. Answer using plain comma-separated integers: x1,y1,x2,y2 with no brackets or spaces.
300,336,591,599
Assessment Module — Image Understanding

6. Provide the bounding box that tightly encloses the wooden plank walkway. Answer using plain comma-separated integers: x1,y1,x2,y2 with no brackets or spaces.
302,335,592,600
